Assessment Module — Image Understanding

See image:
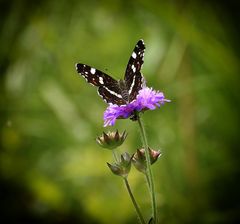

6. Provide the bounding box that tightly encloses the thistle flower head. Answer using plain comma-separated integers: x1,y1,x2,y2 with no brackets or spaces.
132,147,161,173
103,87,170,127
96,130,127,150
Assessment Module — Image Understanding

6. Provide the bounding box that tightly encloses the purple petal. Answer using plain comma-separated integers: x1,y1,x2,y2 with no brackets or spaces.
103,87,170,126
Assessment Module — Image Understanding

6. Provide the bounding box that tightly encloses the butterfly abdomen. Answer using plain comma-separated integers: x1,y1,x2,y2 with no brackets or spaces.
121,89,129,102
117,80,128,102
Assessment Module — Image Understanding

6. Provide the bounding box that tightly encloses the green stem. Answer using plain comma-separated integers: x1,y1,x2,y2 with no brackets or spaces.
124,177,146,224
137,114,157,224
112,149,119,162
145,173,150,189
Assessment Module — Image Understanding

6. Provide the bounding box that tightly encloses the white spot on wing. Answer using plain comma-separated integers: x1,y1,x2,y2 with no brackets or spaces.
131,64,136,73
99,77,104,84
90,68,96,74
132,52,137,59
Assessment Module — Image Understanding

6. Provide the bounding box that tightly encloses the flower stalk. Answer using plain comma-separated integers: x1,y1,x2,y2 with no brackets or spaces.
112,149,119,162
108,151,146,224
137,113,157,224
124,177,147,224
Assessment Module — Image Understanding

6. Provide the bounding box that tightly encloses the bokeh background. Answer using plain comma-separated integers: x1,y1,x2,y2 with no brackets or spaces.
1,0,239,223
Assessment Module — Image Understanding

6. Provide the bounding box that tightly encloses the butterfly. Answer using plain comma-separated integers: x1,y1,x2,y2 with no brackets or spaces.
75,39,145,105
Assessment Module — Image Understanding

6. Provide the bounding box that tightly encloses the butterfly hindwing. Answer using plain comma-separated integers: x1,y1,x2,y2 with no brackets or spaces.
98,86,126,105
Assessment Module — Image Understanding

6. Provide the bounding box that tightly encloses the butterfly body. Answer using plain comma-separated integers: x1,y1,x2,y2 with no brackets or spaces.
118,80,129,102
75,39,145,105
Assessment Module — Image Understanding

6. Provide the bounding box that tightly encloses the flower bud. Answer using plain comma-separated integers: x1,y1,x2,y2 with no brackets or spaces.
132,147,161,173
107,152,132,178
96,130,127,150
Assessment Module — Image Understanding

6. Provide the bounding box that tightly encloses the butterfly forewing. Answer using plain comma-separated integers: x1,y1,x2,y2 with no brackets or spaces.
76,63,125,105
76,63,118,87
124,39,145,101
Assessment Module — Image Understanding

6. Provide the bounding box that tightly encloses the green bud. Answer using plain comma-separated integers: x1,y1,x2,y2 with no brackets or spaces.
132,147,161,173
96,130,127,150
107,152,132,178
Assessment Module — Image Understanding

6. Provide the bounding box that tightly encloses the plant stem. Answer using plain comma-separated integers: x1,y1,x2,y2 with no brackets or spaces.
112,149,119,162
124,177,146,224
145,173,150,189
137,114,157,224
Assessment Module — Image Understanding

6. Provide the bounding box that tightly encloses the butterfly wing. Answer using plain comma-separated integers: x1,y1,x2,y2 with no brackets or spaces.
75,63,125,105
76,63,118,87
124,39,145,102
98,86,126,105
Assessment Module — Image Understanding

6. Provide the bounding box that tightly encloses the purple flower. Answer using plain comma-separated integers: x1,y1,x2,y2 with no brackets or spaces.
103,87,170,127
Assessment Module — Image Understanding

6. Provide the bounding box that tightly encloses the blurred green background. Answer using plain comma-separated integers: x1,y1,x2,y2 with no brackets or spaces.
1,0,240,223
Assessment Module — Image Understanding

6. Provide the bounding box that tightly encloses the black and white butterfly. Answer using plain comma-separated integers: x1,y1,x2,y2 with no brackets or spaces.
75,39,145,105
